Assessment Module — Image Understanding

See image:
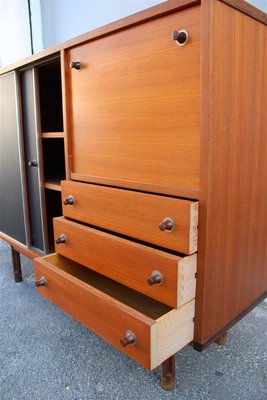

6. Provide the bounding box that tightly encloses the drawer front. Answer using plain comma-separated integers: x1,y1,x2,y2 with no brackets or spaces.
34,254,195,370
54,217,197,308
61,180,198,254
66,6,200,196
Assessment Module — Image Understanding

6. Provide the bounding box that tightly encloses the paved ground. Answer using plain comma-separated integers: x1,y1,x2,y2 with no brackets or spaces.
0,239,266,400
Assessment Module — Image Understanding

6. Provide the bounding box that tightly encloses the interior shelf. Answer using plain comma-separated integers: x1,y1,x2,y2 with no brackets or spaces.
42,138,66,190
44,179,62,192
42,132,65,139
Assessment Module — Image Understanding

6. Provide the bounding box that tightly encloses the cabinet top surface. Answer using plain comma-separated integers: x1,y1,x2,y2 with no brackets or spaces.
0,0,266,75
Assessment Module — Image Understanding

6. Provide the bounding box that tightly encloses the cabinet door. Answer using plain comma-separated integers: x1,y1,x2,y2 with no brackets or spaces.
66,6,200,197
20,68,48,252
0,72,28,244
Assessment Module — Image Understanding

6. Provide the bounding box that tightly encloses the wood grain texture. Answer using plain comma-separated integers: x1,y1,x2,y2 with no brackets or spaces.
34,254,153,369
34,253,194,369
61,180,198,254
151,300,195,369
53,217,197,308
195,0,267,343
66,7,200,196
70,173,199,199
221,0,267,24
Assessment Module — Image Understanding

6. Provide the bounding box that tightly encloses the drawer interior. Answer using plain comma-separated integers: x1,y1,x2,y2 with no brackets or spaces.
40,254,172,319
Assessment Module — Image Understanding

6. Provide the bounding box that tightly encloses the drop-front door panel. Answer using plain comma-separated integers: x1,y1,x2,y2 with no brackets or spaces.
66,6,200,197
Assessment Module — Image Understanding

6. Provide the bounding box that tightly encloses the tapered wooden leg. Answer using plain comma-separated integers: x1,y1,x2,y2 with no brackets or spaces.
11,247,22,282
215,332,228,346
161,355,176,390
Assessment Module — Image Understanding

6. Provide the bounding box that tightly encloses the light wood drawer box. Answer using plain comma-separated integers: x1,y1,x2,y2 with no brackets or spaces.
34,253,195,370
61,180,198,254
54,217,196,308
66,6,200,197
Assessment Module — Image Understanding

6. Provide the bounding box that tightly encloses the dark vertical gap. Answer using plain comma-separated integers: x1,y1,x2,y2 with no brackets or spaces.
27,0,34,54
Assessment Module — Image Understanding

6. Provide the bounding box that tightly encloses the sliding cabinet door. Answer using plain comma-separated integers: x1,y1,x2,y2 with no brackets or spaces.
20,68,48,252
0,72,29,244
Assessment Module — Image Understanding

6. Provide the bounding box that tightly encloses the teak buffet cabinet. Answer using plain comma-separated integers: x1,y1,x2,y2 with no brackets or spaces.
0,0,266,390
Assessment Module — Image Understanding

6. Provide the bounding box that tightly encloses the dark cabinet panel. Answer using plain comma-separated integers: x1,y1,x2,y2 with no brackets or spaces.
0,72,28,244
20,68,48,252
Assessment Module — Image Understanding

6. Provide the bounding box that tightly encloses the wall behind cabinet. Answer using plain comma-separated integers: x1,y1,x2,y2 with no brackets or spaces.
1,1,266,67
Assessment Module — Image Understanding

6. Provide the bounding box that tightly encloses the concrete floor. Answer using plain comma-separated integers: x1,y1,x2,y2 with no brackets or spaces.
0,239,266,400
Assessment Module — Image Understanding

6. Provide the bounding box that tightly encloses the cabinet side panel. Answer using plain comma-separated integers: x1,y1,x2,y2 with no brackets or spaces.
196,0,267,343
0,73,27,244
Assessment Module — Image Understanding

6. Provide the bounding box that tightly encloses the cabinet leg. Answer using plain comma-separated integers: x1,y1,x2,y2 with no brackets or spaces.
161,355,176,390
11,247,22,282
215,332,228,346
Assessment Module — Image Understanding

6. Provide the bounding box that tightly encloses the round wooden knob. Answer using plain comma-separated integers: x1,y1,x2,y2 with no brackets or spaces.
120,331,137,347
70,61,81,70
55,234,66,244
171,30,189,46
147,271,163,286
35,277,47,287
159,218,175,232
63,195,75,206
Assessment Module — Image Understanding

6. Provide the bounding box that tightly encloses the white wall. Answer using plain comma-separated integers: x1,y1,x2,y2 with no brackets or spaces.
40,0,163,49
250,0,267,12
0,0,32,67
0,0,266,68
40,0,267,50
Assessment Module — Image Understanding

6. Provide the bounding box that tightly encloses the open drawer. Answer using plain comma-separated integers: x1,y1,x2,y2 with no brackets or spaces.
54,217,197,308
34,254,195,370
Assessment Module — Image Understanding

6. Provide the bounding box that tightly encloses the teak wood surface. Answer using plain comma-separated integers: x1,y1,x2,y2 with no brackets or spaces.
54,217,197,308
1,0,266,358
34,254,195,370
196,0,267,344
61,180,198,254
65,6,200,198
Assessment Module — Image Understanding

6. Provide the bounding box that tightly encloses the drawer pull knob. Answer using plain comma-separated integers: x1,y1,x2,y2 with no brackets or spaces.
147,271,163,286
28,159,38,167
35,277,47,287
70,61,81,70
120,330,137,347
63,195,75,206
55,234,67,244
172,30,189,46
159,217,175,232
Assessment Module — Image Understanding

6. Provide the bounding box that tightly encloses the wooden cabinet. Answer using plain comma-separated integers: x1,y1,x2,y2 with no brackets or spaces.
0,0,266,390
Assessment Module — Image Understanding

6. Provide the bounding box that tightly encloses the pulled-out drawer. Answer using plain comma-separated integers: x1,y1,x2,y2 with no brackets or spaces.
54,217,196,308
61,180,198,254
34,253,195,370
